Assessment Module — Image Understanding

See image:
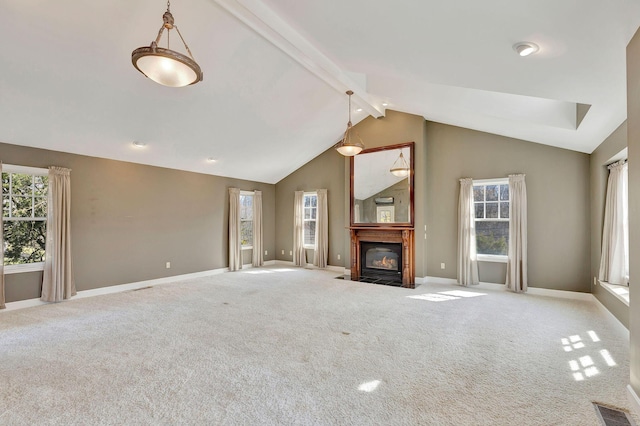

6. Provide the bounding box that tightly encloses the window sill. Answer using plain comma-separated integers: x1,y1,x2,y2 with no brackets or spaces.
303,245,316,250
241,246,253,251
477,254,507,263
4,262,45,274
599,281,629,306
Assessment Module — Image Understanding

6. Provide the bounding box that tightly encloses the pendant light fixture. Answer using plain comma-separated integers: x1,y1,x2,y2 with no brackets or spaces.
335,90,364,156
132,0,203,87
390,150,410,177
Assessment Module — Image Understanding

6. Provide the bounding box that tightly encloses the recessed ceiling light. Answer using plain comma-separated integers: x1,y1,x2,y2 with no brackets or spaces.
382,102,389,107
132,141,147,148
356,108,363,112
513,42,539,57
206,157,216,163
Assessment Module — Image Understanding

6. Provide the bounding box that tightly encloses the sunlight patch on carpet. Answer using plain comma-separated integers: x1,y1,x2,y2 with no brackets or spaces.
408,290,487,302
600,350,616,367
358,380,381,392
588,330,601,342
563,332,618,382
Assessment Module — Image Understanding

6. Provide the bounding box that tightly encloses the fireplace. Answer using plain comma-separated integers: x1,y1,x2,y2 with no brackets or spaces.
360,242,403,285
350,228,415,288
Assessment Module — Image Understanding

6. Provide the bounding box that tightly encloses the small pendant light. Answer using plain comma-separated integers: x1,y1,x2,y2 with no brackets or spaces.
390,150,410,177
335,90,365,156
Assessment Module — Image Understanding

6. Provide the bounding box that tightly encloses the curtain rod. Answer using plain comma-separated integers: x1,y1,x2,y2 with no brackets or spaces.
607,159,627,170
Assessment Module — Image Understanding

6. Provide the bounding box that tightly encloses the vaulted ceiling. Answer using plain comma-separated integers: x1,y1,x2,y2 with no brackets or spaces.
3,1,640,183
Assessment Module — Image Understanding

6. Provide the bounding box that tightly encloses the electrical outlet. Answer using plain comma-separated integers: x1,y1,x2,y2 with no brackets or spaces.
289,251,293,256
440,262,445,270
281,250,284,255
264,250,268,256
166,262,171,269
337,254,341,260
594,276,597,286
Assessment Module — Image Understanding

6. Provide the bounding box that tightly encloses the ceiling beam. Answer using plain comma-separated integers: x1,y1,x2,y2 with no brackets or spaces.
210,0,385,118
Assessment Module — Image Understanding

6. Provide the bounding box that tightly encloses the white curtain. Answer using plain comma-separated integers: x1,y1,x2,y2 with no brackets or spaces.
228,188,242,271
506,174,528,293
599,161,629,285
0,163,4,309
293,191,306,266
252,190,263,267
41,167,76,302
313,189,328,268
457,178,479,286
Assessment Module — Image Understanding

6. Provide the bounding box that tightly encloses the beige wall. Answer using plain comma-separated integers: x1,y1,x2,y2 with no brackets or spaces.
627,27,640,398
0,142,275,303
589,122,628,327
425,122,591,291
274,147,346,266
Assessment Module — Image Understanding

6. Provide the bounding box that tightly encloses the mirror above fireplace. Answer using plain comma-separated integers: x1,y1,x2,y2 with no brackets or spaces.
350,142,415,226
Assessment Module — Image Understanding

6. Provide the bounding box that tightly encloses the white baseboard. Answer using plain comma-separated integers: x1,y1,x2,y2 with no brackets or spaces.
592,294,629,335
3,267,233,312
1,266,601,311
628,385,640,418
424,276,458,285
274,259,346,274
423,276,595,302
526,286,594,301
241,260,277,268
2,298,50,311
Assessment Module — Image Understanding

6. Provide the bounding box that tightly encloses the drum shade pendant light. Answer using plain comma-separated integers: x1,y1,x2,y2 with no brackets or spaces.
132,0,203,87
390,150,410,177
335,90,364,156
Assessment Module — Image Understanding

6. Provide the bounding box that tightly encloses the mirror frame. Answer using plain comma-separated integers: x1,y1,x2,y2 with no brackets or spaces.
350,141,415,227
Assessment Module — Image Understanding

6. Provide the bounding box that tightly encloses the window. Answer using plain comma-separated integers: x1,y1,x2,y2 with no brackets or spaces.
473,179,509,260
376,206,394,223
599,158,629,289
239,191,253,249
2,165,49,272
303,193,317,248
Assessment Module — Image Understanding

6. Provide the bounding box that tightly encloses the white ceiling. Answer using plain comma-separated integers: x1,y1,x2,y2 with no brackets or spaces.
2,0,640,184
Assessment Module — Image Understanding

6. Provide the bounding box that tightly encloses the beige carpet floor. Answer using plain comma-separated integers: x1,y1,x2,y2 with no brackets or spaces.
0,266,635,425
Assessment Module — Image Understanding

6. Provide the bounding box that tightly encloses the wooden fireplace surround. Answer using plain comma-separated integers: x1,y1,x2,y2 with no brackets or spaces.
350,227,415,288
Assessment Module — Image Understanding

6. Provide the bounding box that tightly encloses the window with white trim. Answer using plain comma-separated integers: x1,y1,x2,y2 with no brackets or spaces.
240,191,253,249
473,179,509,260
303,192,317,249
2,165,49,272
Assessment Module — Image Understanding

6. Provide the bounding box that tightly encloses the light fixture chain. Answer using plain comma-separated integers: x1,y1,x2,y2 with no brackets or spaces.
174,26,196,60
154,26,166,45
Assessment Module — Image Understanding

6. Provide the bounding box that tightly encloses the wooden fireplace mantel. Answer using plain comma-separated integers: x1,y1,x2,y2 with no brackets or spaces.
350,227,415,288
